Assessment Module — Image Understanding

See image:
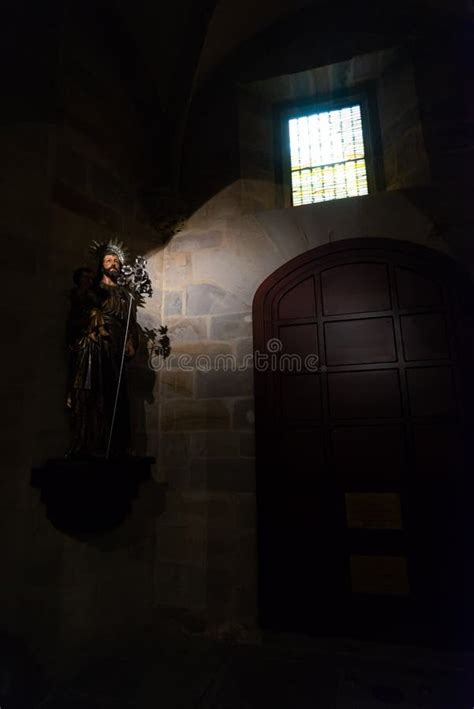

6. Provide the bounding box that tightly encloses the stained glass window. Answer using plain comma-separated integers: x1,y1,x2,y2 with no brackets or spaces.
289,104,369,206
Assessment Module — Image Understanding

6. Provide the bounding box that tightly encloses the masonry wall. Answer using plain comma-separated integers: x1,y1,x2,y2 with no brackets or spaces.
147,15,473,625
0,1,166,674
147,190,446,623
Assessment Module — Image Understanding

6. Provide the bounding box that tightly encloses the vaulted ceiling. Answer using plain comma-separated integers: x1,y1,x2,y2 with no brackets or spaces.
114,0,469,112
100,0,472,195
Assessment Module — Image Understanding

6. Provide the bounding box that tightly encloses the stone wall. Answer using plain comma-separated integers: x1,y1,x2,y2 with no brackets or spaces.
0,1,166,673
145,29,473,625
144,181,454,623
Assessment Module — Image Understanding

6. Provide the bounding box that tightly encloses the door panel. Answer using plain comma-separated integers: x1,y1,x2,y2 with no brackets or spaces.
324,317,396,365
406,366,457,417
278,323,319,359
328,370,402,419
253,238,474,648
278,276,317,319
400,313,450,361
332,425,404,485
395,267,442,308
280,374,322,421
321,263,391,314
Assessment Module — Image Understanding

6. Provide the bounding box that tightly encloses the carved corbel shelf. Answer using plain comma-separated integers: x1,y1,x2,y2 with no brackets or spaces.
31,456,154,535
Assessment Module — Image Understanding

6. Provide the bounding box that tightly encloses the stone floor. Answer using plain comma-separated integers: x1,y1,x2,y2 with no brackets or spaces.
22,624,472,709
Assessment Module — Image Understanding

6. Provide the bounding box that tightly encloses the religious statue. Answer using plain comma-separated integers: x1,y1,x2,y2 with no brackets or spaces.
66,239,152,459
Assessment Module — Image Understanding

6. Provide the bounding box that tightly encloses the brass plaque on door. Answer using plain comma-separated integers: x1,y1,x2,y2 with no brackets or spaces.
345,492,403,530
350,555,410,596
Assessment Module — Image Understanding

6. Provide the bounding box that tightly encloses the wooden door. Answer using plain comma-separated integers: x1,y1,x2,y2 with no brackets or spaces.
253,238,474,648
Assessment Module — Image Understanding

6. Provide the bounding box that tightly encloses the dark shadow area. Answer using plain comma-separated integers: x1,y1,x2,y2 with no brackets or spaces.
31,457,156,536
0,631,47,709
22,624,474,708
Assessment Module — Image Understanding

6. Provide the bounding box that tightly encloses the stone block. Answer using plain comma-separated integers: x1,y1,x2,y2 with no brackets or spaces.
189,461,208,489
153,561,180,606
235,337,253,361
168,341,232,366
166,316,207,342
181,564,208,610
196,368,253,399
201,181,242,219
353,50,384,82
161,399,230,431
210,313,252,340
235,494,257,529
158,433,191,467
190,458,255,493
379,61,417,124
381,106,419,149
164,291,183,316
209,459,255,493
207,527,239,569
24,552,65,588
231,575,258,619
190,431,240,458
155,523,206,564
206,493,236,523
164,253,192,289
168,229,223,252
157,490,208,526
174,253,187,266
233,399,255,430
240,432,255,457
186,283,247,316
383,146,398,189
330,59,351,90
0,508,38,566
164,467,192,489
240,178,277,213
145,247,164,277
192,245,266,306
97,553,153,613
206,567,234,616
160,369,194,399
397,127,427,179
154,562,206,610
235,531,257,567
0,474,28,506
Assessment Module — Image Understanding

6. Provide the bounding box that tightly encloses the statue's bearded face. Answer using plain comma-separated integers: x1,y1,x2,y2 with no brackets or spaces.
102,253,121,281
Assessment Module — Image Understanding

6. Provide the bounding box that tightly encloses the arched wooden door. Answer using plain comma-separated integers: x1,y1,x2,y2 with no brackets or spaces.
253,238,474,648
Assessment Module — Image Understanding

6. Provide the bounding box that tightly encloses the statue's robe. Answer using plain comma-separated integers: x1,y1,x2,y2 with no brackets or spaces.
67,282,138,457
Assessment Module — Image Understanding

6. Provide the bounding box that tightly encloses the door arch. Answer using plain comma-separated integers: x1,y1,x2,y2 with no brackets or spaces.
252,237,474,648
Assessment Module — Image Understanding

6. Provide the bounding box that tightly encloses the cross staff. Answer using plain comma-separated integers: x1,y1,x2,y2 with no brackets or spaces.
106,256,153,459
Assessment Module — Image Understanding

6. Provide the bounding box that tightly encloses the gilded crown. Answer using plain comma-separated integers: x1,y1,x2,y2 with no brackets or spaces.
89,238,128,265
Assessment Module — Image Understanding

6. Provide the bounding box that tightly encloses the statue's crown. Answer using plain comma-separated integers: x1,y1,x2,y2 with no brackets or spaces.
90,238,128,265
